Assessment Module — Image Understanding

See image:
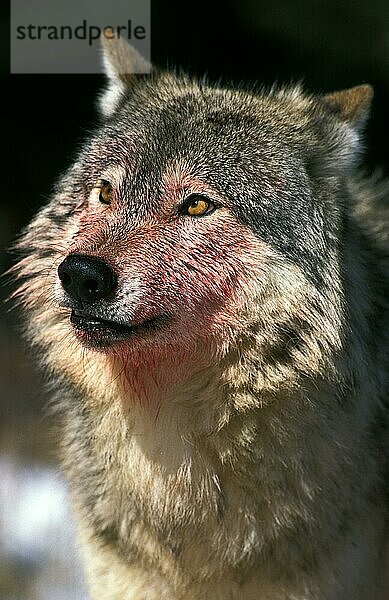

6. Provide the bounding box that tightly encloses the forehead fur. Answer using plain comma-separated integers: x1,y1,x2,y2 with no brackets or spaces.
91,72,358,184
108,73,316,148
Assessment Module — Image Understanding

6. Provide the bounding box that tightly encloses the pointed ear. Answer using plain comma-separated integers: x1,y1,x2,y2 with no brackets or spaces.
98,34,152,118
321,84,373,130
307,85,373,178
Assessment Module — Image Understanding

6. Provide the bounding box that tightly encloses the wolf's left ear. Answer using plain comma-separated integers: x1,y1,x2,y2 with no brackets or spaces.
321,84,373,131
310,85,374,174
99,34,152,118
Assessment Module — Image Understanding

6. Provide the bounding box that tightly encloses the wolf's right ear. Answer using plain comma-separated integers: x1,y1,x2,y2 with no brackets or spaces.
99,34,152,118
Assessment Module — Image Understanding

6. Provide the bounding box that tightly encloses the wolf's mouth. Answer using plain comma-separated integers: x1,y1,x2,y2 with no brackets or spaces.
70,310,163,348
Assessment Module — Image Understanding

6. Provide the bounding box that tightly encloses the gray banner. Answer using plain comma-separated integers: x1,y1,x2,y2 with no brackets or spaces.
11,0,150,74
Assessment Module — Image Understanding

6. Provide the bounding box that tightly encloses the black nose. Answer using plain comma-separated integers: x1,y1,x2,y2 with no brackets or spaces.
58,254,117,303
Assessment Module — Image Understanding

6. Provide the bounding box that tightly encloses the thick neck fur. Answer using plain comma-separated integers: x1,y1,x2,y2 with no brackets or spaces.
59,255,387,596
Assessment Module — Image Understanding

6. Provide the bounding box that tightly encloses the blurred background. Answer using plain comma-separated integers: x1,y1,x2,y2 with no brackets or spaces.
1,1,389,598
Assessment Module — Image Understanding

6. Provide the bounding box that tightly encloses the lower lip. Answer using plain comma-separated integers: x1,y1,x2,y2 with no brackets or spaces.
70,311,160,349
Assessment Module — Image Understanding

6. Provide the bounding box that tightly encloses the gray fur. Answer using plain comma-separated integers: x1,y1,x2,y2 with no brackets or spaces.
13,39,389,599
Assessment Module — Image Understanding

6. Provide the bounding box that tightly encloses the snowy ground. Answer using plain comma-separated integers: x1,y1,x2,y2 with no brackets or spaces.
0,456,88,600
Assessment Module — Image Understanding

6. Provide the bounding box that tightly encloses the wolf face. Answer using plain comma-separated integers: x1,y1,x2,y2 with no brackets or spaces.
14,38,374,406
13,38,389,599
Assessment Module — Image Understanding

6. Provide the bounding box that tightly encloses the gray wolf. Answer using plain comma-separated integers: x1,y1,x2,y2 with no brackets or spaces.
13,37,389,599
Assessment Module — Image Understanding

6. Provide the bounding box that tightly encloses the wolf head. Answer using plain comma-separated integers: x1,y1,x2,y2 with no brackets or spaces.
14,38,373,406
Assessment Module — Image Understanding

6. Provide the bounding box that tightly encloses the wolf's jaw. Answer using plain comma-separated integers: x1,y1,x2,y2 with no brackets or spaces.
70,309,165,349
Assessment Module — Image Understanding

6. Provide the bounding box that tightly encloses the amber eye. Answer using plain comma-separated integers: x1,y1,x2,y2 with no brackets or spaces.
99,180,113,204
181,195,215,217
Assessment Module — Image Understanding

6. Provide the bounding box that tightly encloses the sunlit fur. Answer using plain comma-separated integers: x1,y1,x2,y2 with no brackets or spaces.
13,40,389,600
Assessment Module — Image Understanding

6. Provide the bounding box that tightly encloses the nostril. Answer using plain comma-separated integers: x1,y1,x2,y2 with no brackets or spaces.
84,278,99,293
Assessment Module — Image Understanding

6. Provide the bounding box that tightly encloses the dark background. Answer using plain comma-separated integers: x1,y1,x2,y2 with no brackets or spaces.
1,0,388,597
